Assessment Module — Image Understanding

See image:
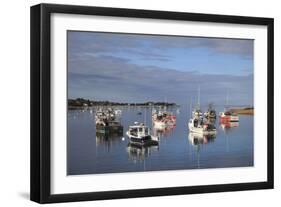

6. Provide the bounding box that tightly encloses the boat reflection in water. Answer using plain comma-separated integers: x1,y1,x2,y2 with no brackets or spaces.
127,142,159,163
188,132,216,168
206,117,216,125
188,132,216,146
152,124,176,139
220,121,239,152
96,131,123,152
220,121,239,132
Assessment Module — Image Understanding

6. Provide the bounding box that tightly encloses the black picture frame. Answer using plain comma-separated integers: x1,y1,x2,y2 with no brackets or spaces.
30,3,274,204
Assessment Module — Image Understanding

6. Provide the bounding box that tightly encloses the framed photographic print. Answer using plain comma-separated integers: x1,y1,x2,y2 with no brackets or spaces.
30,3,274,203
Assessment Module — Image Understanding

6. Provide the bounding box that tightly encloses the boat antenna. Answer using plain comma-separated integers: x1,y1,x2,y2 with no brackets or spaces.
190,98,193,118
144,107,146,125
198,85,201,109
164,96,167,111
226,90,229,109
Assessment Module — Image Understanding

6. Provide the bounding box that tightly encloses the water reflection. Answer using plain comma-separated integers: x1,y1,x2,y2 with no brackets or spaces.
127,142,159,162
68,106,253,175
96,131,123,152
220,121,239,152
220,122,239,132
188,132,216,146
206,117,216,125
188,132,216,168
152,125,176,138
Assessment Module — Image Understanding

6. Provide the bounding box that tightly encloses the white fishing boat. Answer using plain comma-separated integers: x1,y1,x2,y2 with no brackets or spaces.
188,87,217,135
126,122,159,144
188,117,217,135
192,86,203,119
192,109,203,119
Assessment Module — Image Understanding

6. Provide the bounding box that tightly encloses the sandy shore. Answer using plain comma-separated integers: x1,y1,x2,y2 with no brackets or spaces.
230,108,254,115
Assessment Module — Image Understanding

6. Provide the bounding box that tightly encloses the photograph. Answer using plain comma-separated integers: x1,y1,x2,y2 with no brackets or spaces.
67,31,254,175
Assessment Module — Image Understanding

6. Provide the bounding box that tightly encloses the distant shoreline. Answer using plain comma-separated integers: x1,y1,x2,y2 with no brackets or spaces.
230,107,254,115
68,98,178,109
68,98,254,115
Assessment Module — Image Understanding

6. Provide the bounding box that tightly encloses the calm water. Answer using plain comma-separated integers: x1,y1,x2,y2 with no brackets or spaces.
67,106,253,175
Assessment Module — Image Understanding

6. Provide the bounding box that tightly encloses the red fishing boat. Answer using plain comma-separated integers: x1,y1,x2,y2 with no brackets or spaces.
219,111,239,122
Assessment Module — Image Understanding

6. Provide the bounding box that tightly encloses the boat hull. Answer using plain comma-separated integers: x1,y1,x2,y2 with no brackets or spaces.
188,123,217,135
128,139,159,146
189,128,217,135
219,115,239,122
153,120,176,129
126,132,159,144
96,125,123,134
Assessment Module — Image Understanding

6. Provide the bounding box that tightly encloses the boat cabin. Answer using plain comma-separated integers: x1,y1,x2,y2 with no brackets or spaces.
128,123,150,138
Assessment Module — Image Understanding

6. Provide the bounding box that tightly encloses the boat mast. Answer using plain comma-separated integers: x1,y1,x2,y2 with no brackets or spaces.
226,90,229,106
225,90,229,110
190,98,193,118
197,86,201,109
144,107,146,125
164,96,167,112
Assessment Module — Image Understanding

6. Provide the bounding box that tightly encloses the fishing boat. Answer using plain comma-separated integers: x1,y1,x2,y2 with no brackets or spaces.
192,86,203,119
95,108,123,134
188,117,217,135
219,111,239,122
192,109,203,119
152,110,176,128
219,91,239,122
152,96,176,128
126,122,159,144
204,103,216,119
188,87,216,135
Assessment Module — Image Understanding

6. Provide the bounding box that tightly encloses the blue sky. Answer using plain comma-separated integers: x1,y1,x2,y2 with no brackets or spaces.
68,31,254,106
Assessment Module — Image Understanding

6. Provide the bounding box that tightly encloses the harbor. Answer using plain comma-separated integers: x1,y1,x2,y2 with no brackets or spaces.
67,103,254,175
66,31,255,175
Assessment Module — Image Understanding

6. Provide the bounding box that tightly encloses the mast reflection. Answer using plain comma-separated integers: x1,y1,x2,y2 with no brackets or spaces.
188,132,216,168
95,131,123,152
